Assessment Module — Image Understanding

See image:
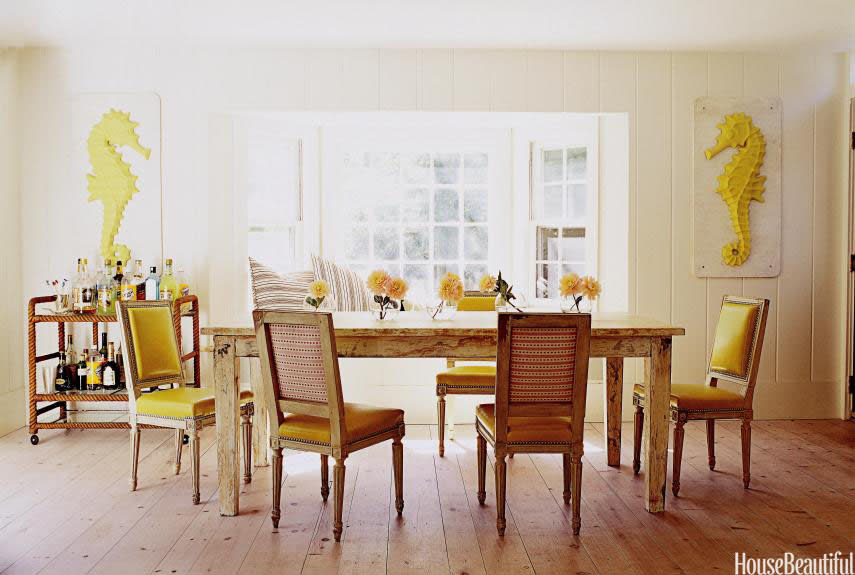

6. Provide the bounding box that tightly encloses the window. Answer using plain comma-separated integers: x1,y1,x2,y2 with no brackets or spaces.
244,124,301,274
328,144,493,300
530,142,596,300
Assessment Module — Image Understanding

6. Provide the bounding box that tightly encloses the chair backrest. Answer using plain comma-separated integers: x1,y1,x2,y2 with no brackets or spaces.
253,310,346,450
457,291,496,312
706,295,769,405
116,300,186,409
494,312,591,446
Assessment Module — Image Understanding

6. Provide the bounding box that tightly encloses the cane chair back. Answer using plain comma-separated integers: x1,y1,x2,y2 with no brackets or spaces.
253,311,347,451
495,312,591,447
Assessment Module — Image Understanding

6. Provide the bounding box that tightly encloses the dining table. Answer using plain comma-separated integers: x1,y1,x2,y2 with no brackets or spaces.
203,311,684,517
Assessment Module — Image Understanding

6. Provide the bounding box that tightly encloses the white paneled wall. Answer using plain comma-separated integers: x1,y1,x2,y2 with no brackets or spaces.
13,47,852,432
0,49,22,435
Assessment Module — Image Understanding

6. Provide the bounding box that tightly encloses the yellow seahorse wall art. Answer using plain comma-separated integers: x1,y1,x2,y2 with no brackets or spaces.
86,108,151,265
704,112,766,267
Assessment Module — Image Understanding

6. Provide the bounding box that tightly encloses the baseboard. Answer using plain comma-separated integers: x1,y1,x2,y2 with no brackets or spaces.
0,387,25,438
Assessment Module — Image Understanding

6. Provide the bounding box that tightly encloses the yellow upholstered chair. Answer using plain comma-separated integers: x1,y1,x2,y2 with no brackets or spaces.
632,295,769,495
476,312,591,535
436,291,496,456
253,310,405,541
117,300,254,504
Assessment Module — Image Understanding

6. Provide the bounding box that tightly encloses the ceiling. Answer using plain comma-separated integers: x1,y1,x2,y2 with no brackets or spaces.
2,0,854,51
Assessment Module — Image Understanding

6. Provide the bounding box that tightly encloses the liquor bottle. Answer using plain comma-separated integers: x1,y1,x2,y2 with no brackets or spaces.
115,344,124,386
76,350,89,392
65,333,77,365
87,347,103,391
99,343,120,391
97,260,114,314
159,259,176,302
119,260,135,302
176,267,190,299
145,266,160,301
72,258,96,313
99,331,108,361
133,259,146,300
54,351,70,393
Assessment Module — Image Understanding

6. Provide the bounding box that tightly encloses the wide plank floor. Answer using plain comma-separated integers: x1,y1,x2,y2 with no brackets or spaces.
1,419,854,574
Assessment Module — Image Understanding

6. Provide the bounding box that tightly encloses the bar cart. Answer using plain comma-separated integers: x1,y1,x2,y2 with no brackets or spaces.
27,294,201,445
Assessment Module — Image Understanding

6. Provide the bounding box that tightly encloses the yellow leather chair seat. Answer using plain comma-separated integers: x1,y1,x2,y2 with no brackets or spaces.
437,365,496,388
137,387,253,419
476,404,572,444
633,383,744,412
277,402,404,445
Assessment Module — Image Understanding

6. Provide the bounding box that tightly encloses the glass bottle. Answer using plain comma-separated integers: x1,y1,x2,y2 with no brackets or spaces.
76,350,89,392
65,333,77,365
119,260,135,302
87,347,103,391
145,266,160,301
132,259,146,300
54,351,70,393
112,261,125,309
176,267,190,299
72,258,96,313
96,259,114,314
99,343,120,391
159,259,176,302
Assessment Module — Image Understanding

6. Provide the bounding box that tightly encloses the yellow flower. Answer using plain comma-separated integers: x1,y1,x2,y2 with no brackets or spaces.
366,269,392,296
386,277,409,300
479,274,497,293
580,276,602,300
438,272,464,303
308,280,329,300
559,273,582,297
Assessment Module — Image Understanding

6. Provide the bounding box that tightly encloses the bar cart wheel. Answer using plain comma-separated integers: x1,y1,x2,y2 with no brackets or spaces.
30,434,39,445
183,434,189,445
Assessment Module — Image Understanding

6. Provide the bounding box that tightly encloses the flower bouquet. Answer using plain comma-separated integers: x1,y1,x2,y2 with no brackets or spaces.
559,273,601,313
427,272,464,320
491,271,522,312
304,280,335,311
366,270,408,320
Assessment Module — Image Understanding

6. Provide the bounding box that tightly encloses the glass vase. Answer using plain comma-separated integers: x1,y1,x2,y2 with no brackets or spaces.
426,300,458,321
369,300,400,321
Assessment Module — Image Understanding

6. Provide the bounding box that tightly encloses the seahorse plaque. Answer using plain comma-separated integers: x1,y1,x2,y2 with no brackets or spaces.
693,98,781,278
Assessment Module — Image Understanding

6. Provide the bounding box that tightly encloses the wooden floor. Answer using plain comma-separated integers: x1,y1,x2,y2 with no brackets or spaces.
1,419,854,574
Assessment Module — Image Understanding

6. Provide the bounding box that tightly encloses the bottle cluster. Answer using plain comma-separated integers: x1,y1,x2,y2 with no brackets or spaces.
53,331,123,393
70,257,190,315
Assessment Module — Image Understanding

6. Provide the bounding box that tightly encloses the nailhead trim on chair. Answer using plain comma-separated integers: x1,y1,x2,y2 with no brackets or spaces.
139,403,254,423
277,423,402,447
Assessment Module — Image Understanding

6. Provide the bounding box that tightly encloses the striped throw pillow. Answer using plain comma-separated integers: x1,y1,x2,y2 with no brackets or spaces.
248,258,315,311
310,254,370,312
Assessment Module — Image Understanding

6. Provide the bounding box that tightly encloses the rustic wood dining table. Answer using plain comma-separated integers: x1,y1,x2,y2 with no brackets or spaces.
203,311,684,517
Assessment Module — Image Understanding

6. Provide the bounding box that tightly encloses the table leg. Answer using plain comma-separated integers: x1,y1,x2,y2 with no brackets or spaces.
214,335,241,516
249,358,270,467
643,337,671,513
605,357,624,467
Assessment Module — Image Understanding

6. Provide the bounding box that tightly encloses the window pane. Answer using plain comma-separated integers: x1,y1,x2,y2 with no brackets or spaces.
248,230,294,274
536,227,560,261
464,226,488,260
434,153,460,185
560,227,585,262
541,185,563,219
567,183,586,220
346,227,369,260
403,153,430,184
464,264,489,291
370,152,400,185
566,147,587,179
403,227,429,260
535,263,560,299
561,262,585,277
464,153,488,184
433,226,459,260
374,226,400,260
374,203,400,223
402,188,429,222
464,188,488,222
434,263,460,282
542,149,563,183
403,264,430,299
434,188,460,222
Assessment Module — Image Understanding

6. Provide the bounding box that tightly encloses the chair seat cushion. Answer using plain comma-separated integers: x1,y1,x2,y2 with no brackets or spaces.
632,383,744,412
277,402,404,446
436,365,496,389
137,387,253,419
476,404,572,445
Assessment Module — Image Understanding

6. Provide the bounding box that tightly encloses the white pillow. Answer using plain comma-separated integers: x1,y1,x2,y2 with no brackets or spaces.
310,254,370,312
248,258,314,311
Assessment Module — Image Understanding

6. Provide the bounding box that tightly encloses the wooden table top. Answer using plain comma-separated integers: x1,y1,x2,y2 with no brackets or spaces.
203,311,685,338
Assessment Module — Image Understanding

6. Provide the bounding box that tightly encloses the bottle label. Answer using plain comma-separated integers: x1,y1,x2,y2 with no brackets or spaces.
179,284,190,297
121,286,136,301
103,369,115,388
55,378,65,389
98,287,112,311
160,288,173,301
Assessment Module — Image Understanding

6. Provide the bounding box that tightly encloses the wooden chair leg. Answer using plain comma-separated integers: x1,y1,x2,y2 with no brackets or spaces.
272,446,283,528
571,454,583,535
476,434,487,504
320,454,330,502
706,419,716,470
672,420,685,496
495,454,507,536
174,429,183,475
632,405,643,475
741,419,752,488
392,437,404,515
129,427,141,491
333,458,347,541
562,453,571,505
241,414,253,484
189,429,201,504
437,395,446,457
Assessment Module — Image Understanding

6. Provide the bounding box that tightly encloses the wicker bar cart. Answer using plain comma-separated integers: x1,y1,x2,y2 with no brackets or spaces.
27,294,201,445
